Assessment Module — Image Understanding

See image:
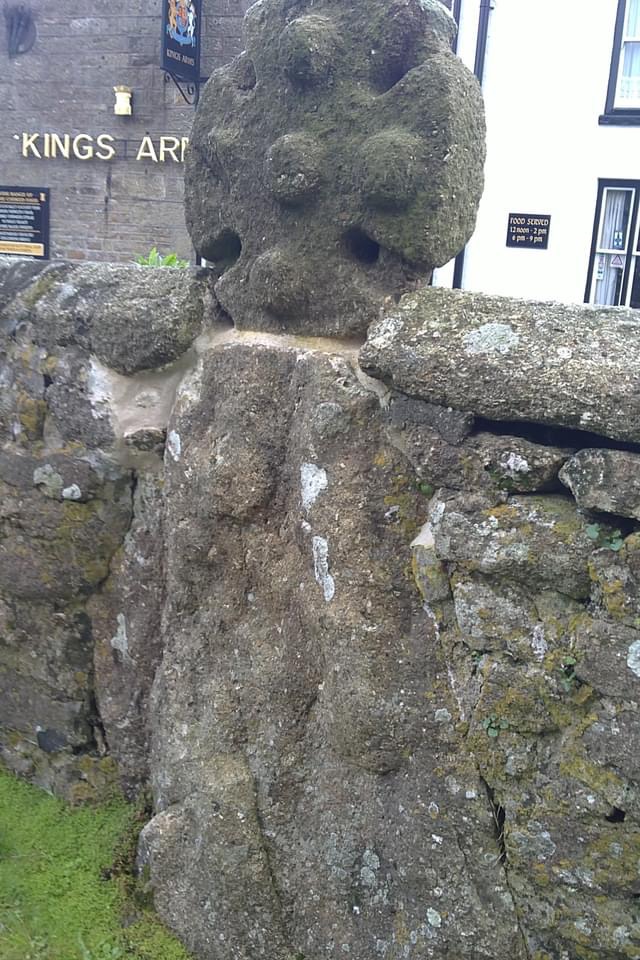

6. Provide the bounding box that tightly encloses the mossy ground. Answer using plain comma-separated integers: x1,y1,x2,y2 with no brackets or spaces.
0,768,191,960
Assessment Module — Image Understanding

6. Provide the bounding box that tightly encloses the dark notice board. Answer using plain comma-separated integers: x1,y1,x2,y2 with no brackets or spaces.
161,0,201,83
506,213,551,249
0,186,49,259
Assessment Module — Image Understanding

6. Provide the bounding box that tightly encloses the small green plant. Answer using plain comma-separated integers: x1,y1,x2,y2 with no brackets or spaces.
416,480,435,498
78,936,124,960
559,655,579,693
481,715,509,738
585,523,625,552
135,247,189,268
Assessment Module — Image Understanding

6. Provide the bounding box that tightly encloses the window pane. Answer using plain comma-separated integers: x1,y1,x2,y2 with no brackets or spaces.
594,254,626,306
626,0,640,37
618,41,640,103
598,189,632,250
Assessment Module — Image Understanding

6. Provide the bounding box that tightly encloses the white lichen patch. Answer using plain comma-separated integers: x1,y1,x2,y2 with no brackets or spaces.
411,521,435,549
530,624,548,662
627,637,640,677
368,314,405,350
463,322,520,356
167,430,182,462
87,358,114,421
300,463,328,512
501,452,530,474
57,281,78,303
360,849,380,887
62,484,82,501
110,613,133,663
426,908,442,928
312,536,335,602
434,708,451,723
33,464,63,497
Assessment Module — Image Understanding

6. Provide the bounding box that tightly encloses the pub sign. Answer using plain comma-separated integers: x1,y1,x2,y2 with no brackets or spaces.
506,213,551,250
0,186,49,259
162,0,201,84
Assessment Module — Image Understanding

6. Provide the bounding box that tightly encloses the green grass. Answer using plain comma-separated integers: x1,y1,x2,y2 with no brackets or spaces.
0,768,192,960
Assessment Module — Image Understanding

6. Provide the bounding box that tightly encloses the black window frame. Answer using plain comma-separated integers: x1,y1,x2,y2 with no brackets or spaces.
601,0,640,125
584,178,640,304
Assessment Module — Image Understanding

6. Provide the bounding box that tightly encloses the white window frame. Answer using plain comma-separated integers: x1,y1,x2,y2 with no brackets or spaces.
602,0,640,122
586,180,640,307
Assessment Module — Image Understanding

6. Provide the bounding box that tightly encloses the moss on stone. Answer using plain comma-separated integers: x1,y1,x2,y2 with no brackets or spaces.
0,767,192,960
16,390,46,440
559,755,626,804
53,499,126,589
18,270,60,310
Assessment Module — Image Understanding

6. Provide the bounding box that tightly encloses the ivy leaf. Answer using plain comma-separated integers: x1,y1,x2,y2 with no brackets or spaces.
585,524,600,541
487,727,499,738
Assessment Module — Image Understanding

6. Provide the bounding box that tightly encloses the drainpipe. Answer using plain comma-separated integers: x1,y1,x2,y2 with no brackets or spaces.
452,0,462,53
452,0,493,289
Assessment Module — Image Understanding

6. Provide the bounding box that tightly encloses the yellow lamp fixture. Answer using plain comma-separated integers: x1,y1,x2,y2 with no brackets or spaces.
113,86,133,116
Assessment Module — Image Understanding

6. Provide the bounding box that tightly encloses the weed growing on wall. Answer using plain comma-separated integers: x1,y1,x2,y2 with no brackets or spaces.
135,248,189,268
0,769,191,960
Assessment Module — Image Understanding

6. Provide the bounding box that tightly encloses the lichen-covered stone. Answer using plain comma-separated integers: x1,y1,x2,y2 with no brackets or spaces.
590,534,640,626
144,338,525,960
473,433,571,492
574,617,640,702
560,448,640,519
418,482,640,958
185,0,485,336
451,575,539,653
361,287,640,442
423,491,607,599
1,261,212,375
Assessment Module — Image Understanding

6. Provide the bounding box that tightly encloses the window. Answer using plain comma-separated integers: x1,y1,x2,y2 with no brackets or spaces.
601,0,640,123
585,179,640,307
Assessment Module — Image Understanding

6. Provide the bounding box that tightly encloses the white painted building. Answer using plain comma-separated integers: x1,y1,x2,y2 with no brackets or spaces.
434,0,640,307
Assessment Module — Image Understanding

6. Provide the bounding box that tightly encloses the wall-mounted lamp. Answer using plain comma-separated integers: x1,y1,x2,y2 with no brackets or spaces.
4,3,36,57
113,85,133,117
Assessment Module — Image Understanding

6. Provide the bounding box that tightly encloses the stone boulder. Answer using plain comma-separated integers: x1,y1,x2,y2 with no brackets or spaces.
360,287,640,442
1,259,212,375
140,337,526,960
560,448,640,519
185,0,485,337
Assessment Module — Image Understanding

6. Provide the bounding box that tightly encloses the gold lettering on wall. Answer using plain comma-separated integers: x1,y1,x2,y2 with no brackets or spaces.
73,135,94,160
95,134,116,161
159,136,180,163
22,133,41,158
51,134,71,159
136,136,158,163
17,133,189,163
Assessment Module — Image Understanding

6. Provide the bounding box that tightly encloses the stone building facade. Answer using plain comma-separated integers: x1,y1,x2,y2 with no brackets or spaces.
0,0,249,264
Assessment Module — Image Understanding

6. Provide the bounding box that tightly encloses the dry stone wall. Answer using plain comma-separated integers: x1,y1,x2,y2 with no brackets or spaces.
1,259,640,960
